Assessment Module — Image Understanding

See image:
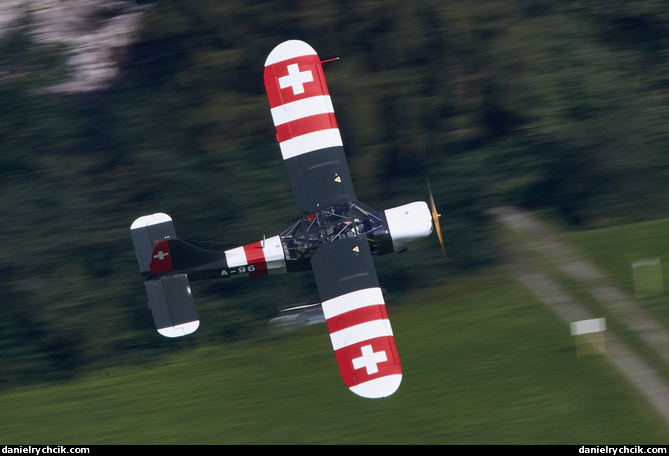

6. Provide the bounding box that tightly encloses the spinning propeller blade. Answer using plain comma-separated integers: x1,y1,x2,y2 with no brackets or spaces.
426,176,446,258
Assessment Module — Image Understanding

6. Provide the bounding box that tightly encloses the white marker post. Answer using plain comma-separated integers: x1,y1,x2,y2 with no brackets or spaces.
631,257,663,298
570,318,606,356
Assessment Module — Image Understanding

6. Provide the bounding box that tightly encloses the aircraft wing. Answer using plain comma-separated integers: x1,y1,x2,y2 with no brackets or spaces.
310,237,402,398
265,40,402,398
264,40,356,213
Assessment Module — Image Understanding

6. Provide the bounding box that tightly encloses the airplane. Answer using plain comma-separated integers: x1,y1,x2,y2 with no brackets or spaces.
130,40,444,399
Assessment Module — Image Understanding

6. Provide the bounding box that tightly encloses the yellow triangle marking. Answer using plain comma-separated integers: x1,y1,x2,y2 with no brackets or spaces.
334,176,341,183
352,246,359,252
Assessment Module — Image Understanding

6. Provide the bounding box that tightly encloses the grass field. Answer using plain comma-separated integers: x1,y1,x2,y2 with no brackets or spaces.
4,215,669,444
2,265,668,444
560,217,669,327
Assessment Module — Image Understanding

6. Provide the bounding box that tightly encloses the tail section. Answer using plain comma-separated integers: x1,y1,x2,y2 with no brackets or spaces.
130,213,290,338
130,213,176,276
131,213,199,338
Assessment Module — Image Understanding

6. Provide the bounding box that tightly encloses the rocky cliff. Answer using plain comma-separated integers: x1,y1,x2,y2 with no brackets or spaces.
0,0,148,93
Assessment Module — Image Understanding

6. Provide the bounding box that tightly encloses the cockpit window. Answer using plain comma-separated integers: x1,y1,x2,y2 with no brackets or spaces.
280,201,384,260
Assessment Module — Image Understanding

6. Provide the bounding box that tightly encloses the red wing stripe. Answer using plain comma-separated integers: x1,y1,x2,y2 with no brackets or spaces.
326,305,389,334
274,112,338,143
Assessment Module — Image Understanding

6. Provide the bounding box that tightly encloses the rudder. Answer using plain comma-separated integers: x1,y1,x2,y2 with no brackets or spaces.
131,213,176,276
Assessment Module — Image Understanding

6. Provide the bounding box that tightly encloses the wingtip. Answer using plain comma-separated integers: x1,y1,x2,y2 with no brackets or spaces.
157,320,200,338
265,40,317,66
131,212,172,230
350,374,402,399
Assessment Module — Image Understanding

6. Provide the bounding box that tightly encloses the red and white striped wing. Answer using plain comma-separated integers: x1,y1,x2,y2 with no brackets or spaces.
264,40,342,160
264,41,400,397
310,237,402,398
322,287,402,398
264,40,356,213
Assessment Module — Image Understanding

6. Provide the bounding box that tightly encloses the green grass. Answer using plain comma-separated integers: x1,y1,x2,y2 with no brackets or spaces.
560,217,669,327
495,213,669,383
1,269,667,444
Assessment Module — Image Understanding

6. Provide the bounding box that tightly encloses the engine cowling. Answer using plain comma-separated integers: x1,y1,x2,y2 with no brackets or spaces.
384,201,433,252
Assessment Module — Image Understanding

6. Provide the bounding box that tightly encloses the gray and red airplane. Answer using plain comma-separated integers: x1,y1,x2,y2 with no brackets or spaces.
131,40,444,399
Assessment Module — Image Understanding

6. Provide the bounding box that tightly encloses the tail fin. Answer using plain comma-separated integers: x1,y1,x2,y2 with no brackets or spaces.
131,213,199,338
131,213,176,276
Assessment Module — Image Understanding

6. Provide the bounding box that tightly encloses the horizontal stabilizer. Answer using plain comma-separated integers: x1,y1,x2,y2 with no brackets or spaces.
144,274,199,338
131,213,177,276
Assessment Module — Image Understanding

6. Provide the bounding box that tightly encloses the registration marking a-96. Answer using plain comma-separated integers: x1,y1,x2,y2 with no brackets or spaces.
221,265,257,277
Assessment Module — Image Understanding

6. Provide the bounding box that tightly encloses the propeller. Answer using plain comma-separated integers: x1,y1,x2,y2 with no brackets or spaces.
426,176,446,258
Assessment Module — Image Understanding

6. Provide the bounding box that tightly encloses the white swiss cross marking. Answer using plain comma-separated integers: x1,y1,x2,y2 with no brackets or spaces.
352,345,387,375
153,251,169,260
278,63,313,95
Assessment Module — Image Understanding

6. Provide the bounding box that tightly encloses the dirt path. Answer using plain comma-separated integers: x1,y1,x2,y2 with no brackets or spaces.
493,206,669,364
491,206,669,428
